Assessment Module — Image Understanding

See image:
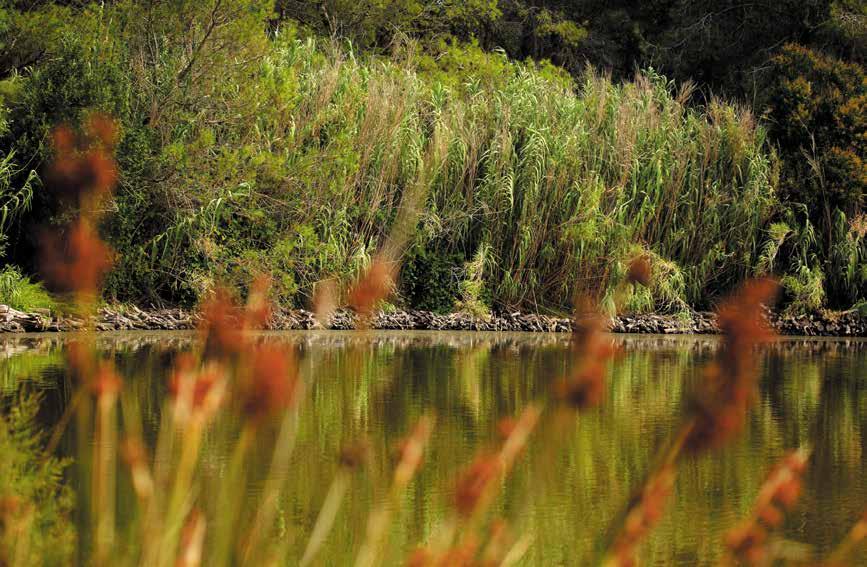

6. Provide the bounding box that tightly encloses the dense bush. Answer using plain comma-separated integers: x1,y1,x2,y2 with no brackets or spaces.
761,45,866,308
402,245,463,313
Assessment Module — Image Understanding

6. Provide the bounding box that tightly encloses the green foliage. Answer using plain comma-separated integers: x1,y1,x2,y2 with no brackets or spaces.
0,393,75,566
0,266,55,312
0,9,778,312
755,223,793,277
0,100,35,258
761,44,866,308
275,0,500,50
455,243,493,318
0,2,74,75
782,265,828,314
0,1,861,315
401,245,461,313
618,246,689,316
764,45,865,217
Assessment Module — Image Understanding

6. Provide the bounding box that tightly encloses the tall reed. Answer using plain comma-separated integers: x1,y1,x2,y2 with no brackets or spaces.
103,32,776,313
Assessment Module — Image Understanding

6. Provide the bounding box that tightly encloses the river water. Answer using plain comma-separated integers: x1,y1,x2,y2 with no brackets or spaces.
1,331,865,565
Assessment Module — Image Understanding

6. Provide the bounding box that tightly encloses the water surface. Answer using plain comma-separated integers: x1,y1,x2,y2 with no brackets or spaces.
2,331,865,565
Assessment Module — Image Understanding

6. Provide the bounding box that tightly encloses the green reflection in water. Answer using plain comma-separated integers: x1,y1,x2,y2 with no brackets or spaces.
1,331,865,566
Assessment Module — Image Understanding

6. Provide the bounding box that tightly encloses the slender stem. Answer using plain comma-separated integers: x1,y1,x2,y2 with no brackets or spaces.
820,509,866,564
46,389,85,455
93,391,118,566
240,409,300,564
156,419,204,567
299,470,351,567
211,423,255,567
354,415,434,567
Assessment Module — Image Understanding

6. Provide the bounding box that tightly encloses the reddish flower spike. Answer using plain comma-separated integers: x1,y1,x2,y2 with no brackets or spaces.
199,288,245,358
240,344,299,421
40,220,112,296
453,454,502,517
348,258,395,319
626,255,652,287
90,361,122,399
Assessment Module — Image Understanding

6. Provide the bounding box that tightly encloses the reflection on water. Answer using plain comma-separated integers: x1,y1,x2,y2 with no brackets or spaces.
1,331,865,565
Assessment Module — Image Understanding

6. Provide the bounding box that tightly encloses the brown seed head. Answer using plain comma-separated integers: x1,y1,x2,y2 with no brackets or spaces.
121,437,154,501
47,119,118,205
726,522,768,564
313,278,338,326
90,361,122,399
121,438,147,467
392,417,434,488
67,340,97,382
453,453,502,517
685,279,778,453
611,466,676,565
176,509,206,567
437,538,479,567
555,297,612,410
405,547,433,567
496,417,517,441
757,505,783,527
40,220,112,296
348,258,395,319
0,496,22,519
626,255,652,287
199,288,245,358
240,344,299,422
339,439,371,471
244,275,272,329
725,449,809,566
168,354,224,420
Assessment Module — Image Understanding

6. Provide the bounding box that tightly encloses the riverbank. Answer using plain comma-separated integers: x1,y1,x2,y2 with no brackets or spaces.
1,304,864,337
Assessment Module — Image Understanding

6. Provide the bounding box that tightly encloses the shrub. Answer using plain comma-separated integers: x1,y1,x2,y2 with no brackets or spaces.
0,266,55,312
762,44,866,308
401,245,461,313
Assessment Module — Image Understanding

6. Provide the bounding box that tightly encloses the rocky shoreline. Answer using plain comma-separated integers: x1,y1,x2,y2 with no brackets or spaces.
1,304,864,337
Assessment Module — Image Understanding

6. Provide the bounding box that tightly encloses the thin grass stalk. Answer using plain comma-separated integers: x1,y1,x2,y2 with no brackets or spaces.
354,415,434,567
139,393,180,567
92,379,119,565
299,469,352,567
824,507,867,565
599,279,777,564
240,408,301,564
175,510,206,567
5,504,33,567
721,448,810,566
499,531,534,567
45,388,85,455
424,405,540,562
155,419,204,567
211,422,256,567
465,405,540,537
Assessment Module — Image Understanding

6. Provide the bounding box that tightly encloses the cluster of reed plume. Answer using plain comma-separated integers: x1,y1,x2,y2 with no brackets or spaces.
1,119,865,567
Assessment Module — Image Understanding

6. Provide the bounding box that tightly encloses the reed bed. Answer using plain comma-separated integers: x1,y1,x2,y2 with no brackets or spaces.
0,120,862,567
111,34,776,313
